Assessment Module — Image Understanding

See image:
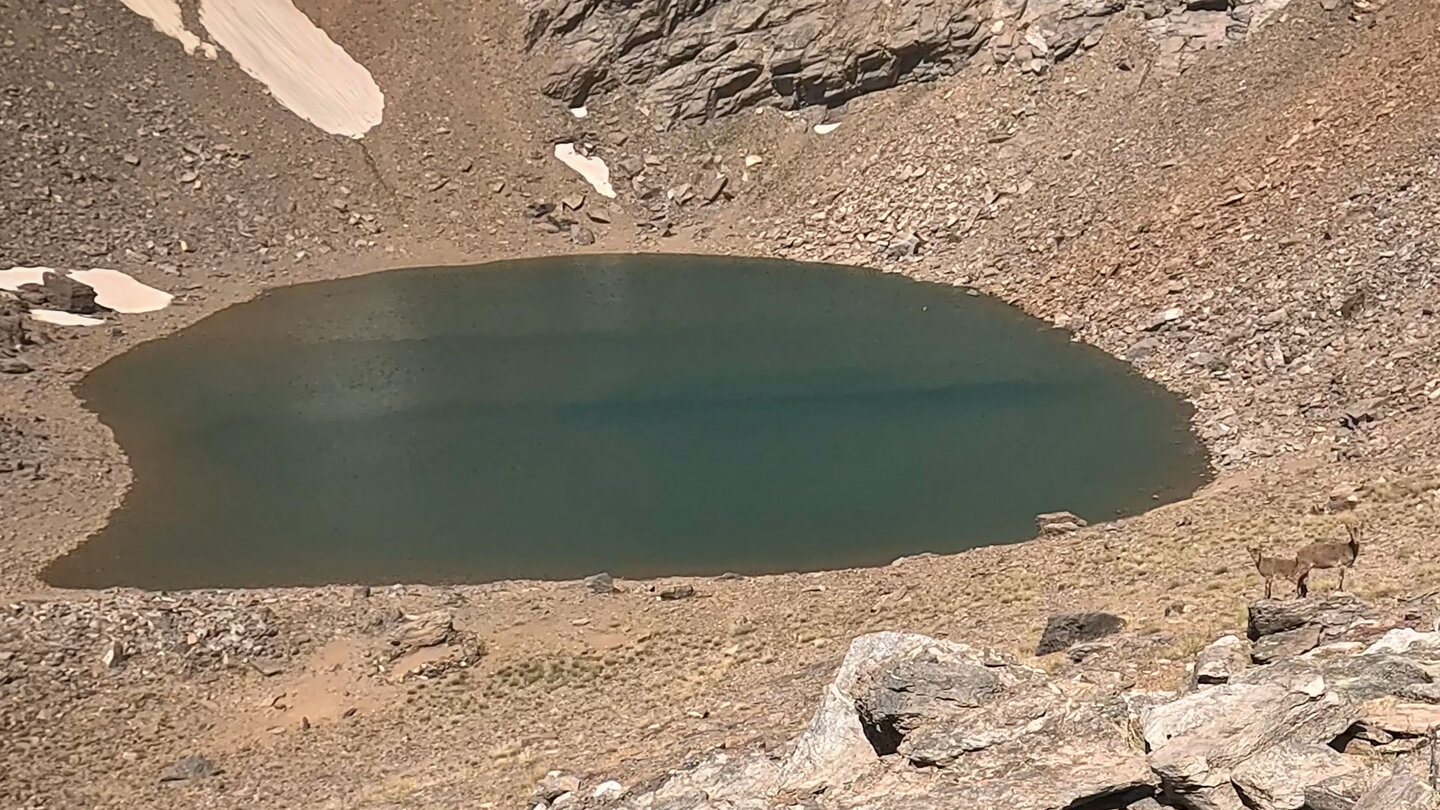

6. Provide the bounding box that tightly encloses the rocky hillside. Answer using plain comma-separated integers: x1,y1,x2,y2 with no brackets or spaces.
5,0,1440,808
555,595,1440,809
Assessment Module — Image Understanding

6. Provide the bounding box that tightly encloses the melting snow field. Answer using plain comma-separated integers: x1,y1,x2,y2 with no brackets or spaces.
114,0,384,138
199,0,384,138
1,267,172,325
0,267,53,291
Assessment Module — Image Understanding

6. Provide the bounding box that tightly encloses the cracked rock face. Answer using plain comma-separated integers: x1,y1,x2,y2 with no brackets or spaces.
522,0,1300,123
593,598,1440,810
524,0,992,122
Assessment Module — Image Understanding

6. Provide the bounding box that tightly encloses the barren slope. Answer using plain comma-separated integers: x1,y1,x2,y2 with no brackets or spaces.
2,0,1439,807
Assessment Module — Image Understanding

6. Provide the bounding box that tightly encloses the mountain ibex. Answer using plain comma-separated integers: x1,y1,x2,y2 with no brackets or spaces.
1249,547,1311,599
1297,523,1362,591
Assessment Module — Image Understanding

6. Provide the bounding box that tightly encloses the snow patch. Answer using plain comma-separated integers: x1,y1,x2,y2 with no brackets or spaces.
554,143,616,198
0,267,55,292
69,269,174,313
1,266,172,317
29,310,107,327
814,122,842,135
199,0,384,138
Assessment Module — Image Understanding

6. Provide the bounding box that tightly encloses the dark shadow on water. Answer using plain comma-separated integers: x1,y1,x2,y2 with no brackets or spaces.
44,254,1211,590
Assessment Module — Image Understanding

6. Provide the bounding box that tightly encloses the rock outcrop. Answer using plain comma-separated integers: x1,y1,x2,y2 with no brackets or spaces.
14,271,99,314
586,597,1440,810
1035,610,1127,656
522,0,1304,123
524,0,993,122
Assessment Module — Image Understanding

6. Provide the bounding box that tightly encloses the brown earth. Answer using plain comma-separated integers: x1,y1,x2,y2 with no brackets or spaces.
3,0,1440,807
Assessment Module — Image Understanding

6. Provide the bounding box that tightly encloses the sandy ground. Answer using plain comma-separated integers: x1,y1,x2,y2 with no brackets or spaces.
3,0,1440,806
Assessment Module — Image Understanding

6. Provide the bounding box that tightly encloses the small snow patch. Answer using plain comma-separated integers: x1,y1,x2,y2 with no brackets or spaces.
69,269,173,313
555,143,616,198
814,122,842,135
29,310,106,327
0,267,54,292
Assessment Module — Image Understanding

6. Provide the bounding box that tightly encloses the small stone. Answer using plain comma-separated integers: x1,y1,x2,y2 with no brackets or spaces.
584,573,616,594
159,754,217,783
659,585,696,601
1036,510,1087,534
1126,337,1158,361
1341,398,1383,428
534,771,581,802
330,199,349,212
1339,289,1367,318
561,193,585,211
0,358,32,375
101,639,125,668
700,174,728,204
490,180,506,193
592,780,624,800
1145,307,1184,331
586,207,613,224
122,153,140,166
570,225,596,246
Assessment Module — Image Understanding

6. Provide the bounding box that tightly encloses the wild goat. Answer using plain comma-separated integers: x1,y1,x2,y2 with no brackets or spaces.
1249,547,1311,599
1297,523,1362,591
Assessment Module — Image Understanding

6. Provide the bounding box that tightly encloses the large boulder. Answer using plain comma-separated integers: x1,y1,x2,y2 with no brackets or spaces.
1144,625,1440,810
1353,774,1440,810
385,610,454,658
1229,742,1367,810
1249,596,1382,645
1193,635,1251,686
625,631,1157,810
1035,611,1127,656
16,271,98,314
606,601,1440,810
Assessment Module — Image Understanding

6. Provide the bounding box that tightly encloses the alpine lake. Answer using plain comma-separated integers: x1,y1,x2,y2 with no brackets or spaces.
45,254,1209,590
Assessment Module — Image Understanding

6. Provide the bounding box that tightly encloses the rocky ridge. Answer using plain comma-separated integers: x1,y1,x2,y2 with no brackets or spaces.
525,0,1299,122
557,594,1440,809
